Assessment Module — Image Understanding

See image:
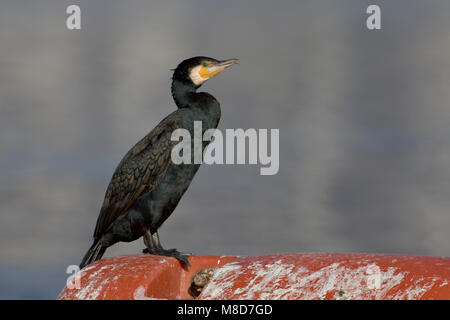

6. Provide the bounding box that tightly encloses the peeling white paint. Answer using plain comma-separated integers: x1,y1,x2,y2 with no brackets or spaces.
200,258,437,300
392,277,449,300
76,277,110,300
133,285,148,300
233,260,303,299
133,285,167,300
72,264,120,300
201,262,242,299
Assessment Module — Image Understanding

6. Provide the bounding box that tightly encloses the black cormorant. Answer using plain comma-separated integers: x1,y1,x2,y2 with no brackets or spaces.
79,57,238,268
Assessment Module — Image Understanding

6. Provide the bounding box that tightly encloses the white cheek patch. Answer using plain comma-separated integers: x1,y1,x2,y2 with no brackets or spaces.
189,65,208,85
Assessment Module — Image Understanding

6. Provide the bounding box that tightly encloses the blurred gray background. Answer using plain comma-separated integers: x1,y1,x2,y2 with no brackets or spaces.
1,0,450,299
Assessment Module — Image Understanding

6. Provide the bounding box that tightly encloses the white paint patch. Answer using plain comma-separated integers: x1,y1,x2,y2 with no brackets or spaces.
73,264,119,300
133,285,167,300
233,260,305,299
200,262,242,299
392,277,449,300
75,277,110,300
133,285,148,300
200,259,420,300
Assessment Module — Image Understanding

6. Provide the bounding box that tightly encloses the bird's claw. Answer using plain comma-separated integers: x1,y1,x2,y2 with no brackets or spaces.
143,247,192,267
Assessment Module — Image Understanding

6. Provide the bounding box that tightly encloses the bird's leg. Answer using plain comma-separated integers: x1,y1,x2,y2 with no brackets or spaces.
143,230,156,250
142,230,192,267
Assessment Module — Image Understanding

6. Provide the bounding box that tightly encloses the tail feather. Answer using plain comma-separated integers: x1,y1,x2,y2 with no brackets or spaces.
79,240,107,269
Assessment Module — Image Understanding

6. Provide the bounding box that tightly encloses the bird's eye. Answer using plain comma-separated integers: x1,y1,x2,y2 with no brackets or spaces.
202,62,208,67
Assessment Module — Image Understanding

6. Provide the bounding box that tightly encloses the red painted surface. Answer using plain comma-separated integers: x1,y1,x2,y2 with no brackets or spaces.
58,253,450,300
58,255,237,300
199,253,450,300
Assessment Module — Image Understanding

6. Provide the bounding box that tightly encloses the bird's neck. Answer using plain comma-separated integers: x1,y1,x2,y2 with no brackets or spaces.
171,79,199,109
171,78,221,128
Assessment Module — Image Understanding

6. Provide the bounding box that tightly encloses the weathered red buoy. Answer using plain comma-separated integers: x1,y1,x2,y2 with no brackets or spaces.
58,253,450,300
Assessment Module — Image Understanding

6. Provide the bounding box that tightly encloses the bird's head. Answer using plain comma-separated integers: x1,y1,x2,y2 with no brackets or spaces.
173,56,239,87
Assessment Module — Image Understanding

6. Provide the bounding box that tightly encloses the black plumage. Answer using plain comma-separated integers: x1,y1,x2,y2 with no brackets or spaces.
79,56,238,268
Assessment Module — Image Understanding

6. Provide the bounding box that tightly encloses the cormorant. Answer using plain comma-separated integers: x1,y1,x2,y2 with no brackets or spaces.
79,57,238,269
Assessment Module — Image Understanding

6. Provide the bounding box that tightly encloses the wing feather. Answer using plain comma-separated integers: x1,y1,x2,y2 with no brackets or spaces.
93,115,182,240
